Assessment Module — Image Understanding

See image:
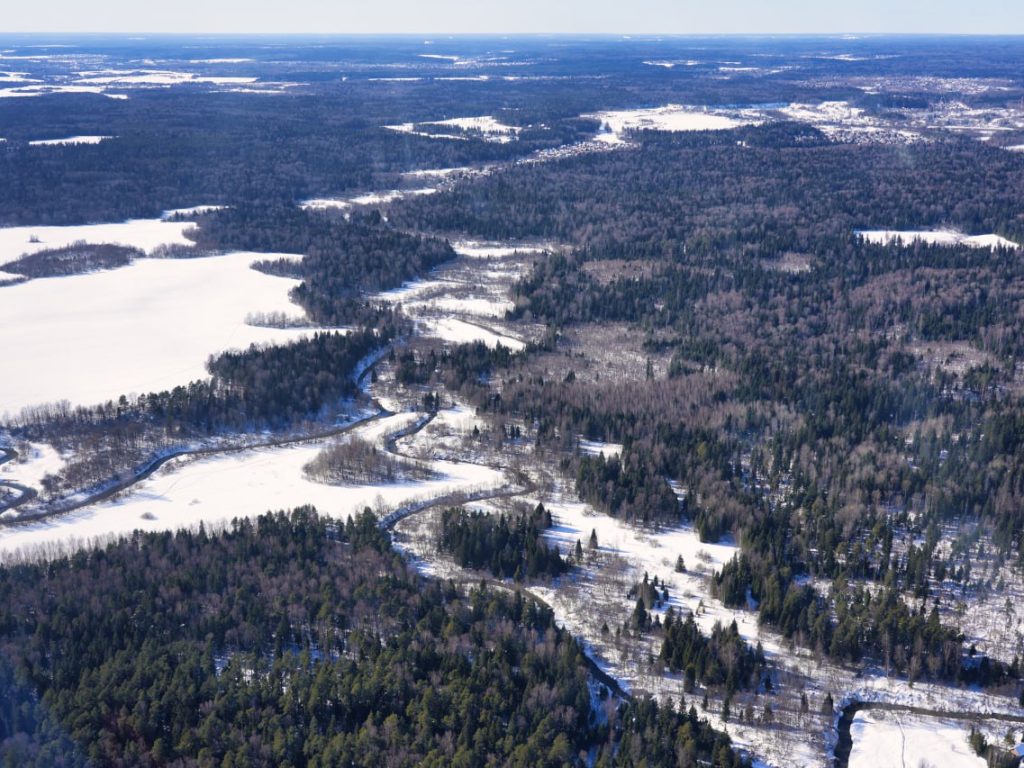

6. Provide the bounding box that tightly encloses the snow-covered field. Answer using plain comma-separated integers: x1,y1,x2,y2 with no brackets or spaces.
0,251,314,413
858,229,1019,249
300,187,437,210
0,441,66,491
74,70,257,86
387,116,520,143
0,410,506,563
28,135,114,146
451,240,550,259
420,317,525,350
0,216,199,267
848,710,984,768
586,105,760,143
578,439,623,459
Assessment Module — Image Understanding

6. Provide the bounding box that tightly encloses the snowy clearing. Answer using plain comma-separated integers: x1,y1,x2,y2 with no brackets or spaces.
0,251,314,413
586,105,760,143
0,217,198,267
301,188,437,210
0,85,128,99
402,166,473,178
848,710,984,768
28,135,114,146
386,116,520,143
451,240,550,259
578,439,623,459
74,71,257,86
0,441,66,491
420,317,525,350
858,230,1019,250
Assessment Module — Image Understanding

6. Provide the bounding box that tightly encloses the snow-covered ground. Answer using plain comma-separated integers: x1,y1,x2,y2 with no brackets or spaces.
858,230,1019,249
0,251,314,413
0,84,128,99
299,187,437,210
28,135,114,146
586,105,761,144
848,710,985,768
386,116,520,143
451,240,550,259
74,70,257,86
578,439,623,459
0,410,506,563
420,317,525,350
403,166,473,178
0,216,198,267
0,441,66,491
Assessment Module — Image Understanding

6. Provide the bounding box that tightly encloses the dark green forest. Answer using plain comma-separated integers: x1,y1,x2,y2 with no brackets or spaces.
0,509,745,768
6,34,1024,766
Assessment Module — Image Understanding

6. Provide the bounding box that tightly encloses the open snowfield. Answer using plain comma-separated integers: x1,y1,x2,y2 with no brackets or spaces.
858,230,1019,249
0,441,65,491
28,135,114,146
0,216,199,267
0,251,314,413
0,411,506,563
300,188,437,210
386,116,519,143
0,84,128,99
74,70,257,86
586,105,760,143
420,317,525,350
403,167,474,178
578,439,623,459
848,710,984,768
451,240,550,259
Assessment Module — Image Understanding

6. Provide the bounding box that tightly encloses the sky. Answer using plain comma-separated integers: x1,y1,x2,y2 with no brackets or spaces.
2,0,1023,35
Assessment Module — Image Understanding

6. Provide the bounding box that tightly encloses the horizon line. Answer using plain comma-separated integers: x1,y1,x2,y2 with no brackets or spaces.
3,31,1024,38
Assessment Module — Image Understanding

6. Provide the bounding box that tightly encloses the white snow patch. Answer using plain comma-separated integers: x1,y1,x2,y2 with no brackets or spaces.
420,317,525,351
0,251,314,413
0,85,127,99
586,104,759,141
0,217,198,268
451,240,549,259
28,135,114,146
349,188,438,206
0,442,66,490
578,439,623,459
75,71,257,86
386,116,519,142
299,198,352,211
858,230,1019,250
402,167,473,178
848,710,985,768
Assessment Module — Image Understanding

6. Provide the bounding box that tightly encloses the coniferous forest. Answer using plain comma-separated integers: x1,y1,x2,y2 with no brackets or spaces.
5,34,1024,767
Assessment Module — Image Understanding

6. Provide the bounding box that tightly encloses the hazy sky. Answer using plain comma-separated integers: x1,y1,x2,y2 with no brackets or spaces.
3,0,1023,35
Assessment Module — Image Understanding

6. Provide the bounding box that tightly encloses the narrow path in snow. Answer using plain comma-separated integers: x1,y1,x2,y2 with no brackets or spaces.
835,701,1024,768
895,712,907,768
